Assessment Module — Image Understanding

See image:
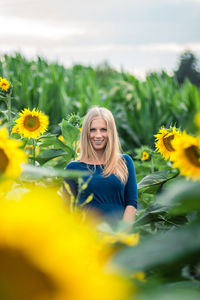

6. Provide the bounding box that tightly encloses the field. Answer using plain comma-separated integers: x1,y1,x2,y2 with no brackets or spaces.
0,53,200,300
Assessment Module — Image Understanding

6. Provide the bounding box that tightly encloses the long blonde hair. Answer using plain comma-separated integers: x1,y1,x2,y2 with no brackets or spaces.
79,106,128,183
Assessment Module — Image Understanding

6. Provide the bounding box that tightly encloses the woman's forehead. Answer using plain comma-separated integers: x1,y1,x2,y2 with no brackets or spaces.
90,118,107,127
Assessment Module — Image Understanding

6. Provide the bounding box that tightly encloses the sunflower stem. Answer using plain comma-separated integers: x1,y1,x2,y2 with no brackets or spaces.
32,138,36,166
151,156,154,173
7,95,12,136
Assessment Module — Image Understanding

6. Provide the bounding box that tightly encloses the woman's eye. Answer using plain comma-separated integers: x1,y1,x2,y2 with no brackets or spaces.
90,128,96,132
101,128,107,132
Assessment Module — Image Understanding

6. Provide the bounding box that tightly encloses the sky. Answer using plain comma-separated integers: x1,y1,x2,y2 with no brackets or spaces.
0,0,200,78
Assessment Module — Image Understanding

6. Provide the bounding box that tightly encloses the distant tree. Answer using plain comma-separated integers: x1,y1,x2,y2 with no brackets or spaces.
175,51,200,87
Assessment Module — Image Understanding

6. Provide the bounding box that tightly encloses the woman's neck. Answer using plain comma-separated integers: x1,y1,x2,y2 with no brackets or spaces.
80,152,105,165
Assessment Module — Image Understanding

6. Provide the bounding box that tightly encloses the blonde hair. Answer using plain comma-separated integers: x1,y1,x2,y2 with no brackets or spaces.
79,106,128,183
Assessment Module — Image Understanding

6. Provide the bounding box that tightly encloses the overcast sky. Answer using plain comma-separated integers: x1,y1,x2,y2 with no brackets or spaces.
0,0,200,77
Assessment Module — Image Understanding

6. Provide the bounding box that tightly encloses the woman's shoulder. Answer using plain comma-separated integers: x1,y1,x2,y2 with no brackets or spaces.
122,154,132,163
65,160,84,170
121,154,135,168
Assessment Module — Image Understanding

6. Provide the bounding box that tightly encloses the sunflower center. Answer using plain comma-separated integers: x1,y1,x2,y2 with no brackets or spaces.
163,134,175,152
0,246,59,300
184,145,200,167
0,148,9,174
24,116,40,131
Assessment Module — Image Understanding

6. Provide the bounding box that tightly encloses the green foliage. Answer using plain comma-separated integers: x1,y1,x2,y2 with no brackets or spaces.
60,119,80,148
112,177,200,299
1,53,200,150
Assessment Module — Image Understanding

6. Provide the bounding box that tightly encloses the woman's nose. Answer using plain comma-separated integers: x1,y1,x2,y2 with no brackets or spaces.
95,130,102,137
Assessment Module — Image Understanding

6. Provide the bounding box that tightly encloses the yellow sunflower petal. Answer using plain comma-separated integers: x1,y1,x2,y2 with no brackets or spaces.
11,124,20,134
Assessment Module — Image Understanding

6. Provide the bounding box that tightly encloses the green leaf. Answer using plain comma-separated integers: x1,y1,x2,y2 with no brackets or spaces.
137,170,169,192
60,119,80,147
134,285,200,300
156,179,200,214
113,223,200,273
39,136,74,154
36,149,68,164
21,164,88,179
134,204,168,226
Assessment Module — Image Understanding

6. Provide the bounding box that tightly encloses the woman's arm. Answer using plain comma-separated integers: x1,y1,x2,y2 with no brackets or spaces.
123,205,137,222
123,155,138,222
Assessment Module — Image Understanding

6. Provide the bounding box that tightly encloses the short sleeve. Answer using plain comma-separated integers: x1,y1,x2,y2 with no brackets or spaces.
123,154,138,209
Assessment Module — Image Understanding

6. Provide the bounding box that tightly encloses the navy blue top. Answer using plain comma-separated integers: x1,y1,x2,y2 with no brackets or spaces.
64,154,137,219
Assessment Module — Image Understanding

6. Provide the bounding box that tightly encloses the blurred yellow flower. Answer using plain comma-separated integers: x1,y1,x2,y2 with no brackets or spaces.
172,132,200,181
131,271,146,282
14,108,49,139
58,135,65,142
0,127,26,178
102,232,139,247
0,78,10,91
141,151,149,161
0,184,132,300
24,144,40,157
154,127,181,161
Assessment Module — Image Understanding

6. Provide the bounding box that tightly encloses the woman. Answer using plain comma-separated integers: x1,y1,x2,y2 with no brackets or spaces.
64,106,137,223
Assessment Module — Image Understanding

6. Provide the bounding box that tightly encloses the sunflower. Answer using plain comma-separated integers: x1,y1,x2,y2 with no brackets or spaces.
15,108,49,139
154,127,181,161
0,127,27,178
0,183,131,300
0,78,10,92
172,132,200,180
141,151,149,161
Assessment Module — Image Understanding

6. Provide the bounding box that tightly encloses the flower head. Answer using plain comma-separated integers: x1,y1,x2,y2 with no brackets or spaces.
15,108,49,139
172,132,200,181
141,151,149,161
0,184,131,300
0,78,11,92
0,127,27,178
154,127,181,161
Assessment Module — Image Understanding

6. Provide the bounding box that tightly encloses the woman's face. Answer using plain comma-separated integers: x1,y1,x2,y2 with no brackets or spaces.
89,118,108,152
